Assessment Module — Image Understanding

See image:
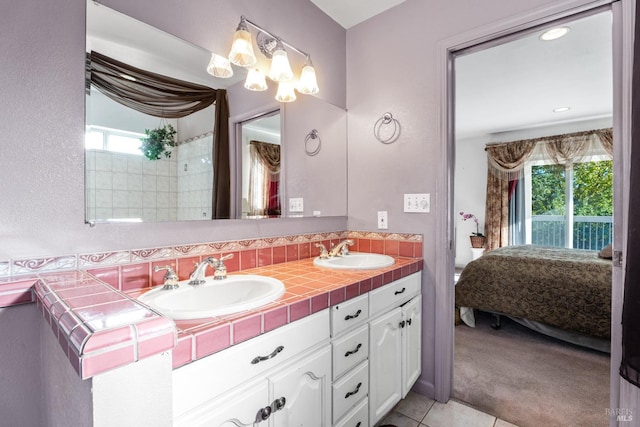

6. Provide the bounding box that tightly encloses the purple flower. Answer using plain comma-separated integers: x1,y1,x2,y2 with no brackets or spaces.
459,211,483,236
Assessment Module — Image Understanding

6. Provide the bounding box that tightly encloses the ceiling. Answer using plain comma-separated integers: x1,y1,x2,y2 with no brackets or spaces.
310,0,407,29
455,11,612,139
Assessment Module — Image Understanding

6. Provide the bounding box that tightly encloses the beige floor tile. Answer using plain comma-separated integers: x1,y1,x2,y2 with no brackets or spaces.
422,400,496,427
495,419,519,427
378,410,421,427
393,391,436,422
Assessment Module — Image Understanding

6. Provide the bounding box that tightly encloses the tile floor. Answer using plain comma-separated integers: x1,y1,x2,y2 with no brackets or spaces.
379,391,519,427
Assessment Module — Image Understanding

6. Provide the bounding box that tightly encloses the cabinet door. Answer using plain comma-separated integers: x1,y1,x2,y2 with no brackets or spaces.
269,344,332,426
402,295,422,398
369,307,403,426
174,378,270,427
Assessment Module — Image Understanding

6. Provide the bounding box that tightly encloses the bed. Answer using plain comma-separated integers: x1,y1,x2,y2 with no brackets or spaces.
455,245,612,352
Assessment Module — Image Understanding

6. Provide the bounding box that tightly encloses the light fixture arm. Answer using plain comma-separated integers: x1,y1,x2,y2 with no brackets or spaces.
241,15,311,59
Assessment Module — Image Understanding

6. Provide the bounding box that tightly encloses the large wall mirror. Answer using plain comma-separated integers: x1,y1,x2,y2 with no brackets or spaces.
85,0,347,223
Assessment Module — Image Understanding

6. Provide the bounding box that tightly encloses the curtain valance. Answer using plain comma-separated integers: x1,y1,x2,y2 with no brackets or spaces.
486,128,613,180
88,51,216,118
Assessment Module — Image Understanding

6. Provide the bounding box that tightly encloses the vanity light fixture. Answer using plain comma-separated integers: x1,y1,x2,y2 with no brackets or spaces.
228,17,257,67
275,81,297,103
211,15,319,102
297,57,319,95
206,53,234,78
244,68,268,91
268,40,294,82
539,26,570,41
553,106,571,113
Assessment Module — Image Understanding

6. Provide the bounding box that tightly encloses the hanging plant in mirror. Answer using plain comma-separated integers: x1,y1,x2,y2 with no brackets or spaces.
140,124,177,160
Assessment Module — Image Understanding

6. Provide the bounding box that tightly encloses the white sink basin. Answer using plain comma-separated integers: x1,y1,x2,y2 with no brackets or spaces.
138,275,285,320
313,252,395,270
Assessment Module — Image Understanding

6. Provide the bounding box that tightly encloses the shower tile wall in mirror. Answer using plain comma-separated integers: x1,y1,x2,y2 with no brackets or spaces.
85,0,347,223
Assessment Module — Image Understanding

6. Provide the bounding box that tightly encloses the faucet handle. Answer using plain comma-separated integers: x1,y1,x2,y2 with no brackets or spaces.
219,253,234,262
154,265,179,290
315,243,329,259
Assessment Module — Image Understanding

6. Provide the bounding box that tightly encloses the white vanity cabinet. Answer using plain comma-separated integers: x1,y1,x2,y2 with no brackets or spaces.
368,273,422,426
173,310,331,426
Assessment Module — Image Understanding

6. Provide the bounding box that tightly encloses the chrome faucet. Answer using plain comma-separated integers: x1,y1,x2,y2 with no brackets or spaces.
315,243,329,259
189,257,218,285
329,239,354,257
213,253,234,280
154,265,179,290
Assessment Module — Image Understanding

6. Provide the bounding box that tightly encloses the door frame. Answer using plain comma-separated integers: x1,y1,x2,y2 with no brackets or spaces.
434,0,633,420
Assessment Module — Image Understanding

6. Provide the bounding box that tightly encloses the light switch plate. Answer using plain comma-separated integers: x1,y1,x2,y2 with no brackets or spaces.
289,197,304,212
404,193,430,213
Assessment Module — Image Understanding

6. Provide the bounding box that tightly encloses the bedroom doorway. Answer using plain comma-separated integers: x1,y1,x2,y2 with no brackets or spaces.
449,6,616,426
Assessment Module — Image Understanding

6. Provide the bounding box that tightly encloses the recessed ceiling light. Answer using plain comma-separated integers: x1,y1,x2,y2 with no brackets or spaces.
553,106,571,113
539,26,570,41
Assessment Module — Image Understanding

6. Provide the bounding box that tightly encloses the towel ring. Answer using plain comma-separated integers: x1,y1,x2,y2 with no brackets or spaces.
373,112,400,144
305,129,321,156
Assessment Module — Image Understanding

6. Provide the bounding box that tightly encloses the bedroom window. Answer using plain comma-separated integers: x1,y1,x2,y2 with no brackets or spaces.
525,157,612,250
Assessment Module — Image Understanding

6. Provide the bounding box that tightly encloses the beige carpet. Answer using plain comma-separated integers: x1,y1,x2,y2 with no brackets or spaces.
453,311,610,427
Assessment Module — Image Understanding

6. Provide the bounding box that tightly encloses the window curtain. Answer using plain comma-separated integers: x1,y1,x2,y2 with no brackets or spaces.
88,51,231,219
484,128,613,251
247,141,281,217
620,3,640,388
485,141,537,250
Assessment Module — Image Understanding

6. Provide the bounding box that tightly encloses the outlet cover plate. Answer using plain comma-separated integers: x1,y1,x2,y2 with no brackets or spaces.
289,197,304,213
377,211,388,229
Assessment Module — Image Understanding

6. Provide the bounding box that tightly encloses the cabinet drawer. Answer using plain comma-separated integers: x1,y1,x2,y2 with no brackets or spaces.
332,360,369,423
334,396,368,427
173,309,330,418
332,323,368,380
369,272,421,317
331,293,368,336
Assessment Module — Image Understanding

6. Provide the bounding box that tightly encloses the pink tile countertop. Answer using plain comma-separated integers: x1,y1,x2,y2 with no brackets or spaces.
30,256,423,378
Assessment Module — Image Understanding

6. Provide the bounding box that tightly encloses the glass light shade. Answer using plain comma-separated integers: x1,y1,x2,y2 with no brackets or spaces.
206,53,233,78
244,69,268,91
229,28,257,67
268,43,294,82
297,64,319,94
275,81,297,103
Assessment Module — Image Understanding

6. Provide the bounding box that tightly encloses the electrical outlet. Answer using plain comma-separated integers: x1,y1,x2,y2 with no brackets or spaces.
404,193,430,213
289,197,304,213
377,211,388,229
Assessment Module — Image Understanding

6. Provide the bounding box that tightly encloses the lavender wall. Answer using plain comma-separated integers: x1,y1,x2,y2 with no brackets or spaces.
1,0,346,260
345,0,569,396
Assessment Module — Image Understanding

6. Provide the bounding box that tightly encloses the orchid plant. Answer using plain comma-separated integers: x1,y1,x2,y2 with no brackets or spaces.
459,211,484,237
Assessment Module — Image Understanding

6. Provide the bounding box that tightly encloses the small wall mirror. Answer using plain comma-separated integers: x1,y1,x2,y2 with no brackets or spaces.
239,111,282,218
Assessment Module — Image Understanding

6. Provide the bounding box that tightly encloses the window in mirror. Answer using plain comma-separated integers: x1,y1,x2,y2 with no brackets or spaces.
240,111,282,218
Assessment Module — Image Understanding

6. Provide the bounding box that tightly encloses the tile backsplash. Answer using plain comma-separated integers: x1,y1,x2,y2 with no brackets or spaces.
0,230,422,283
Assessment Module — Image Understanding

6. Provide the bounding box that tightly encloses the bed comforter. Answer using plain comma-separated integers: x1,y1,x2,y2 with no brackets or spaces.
455,245,612,339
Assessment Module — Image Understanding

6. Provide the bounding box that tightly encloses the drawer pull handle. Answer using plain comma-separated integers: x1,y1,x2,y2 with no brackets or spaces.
272,396,286,412
355,423,361,427
400,320,406,328
344,343,362,357
344,309,362,321
251,345,284,364
256,406,272,422
345,382,362,399
394,287,406,295
407,318,412,326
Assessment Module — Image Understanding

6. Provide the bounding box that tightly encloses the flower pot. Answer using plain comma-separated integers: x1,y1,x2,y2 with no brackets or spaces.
470,236,486,248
